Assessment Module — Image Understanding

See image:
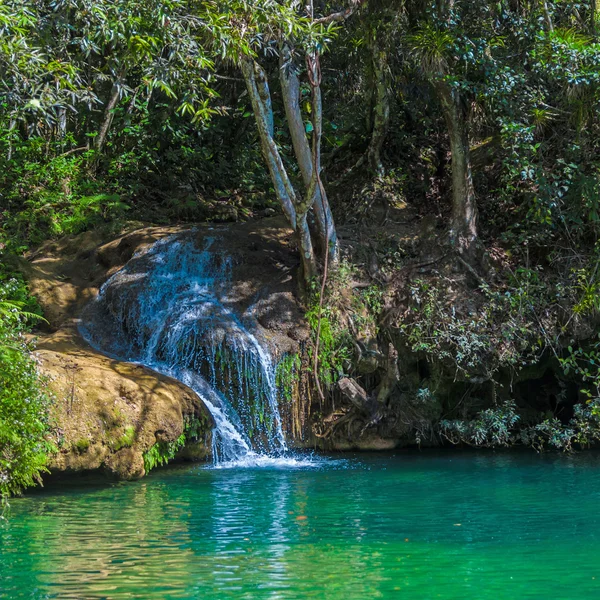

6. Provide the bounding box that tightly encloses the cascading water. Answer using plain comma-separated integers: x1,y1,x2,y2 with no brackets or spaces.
79,231,294,467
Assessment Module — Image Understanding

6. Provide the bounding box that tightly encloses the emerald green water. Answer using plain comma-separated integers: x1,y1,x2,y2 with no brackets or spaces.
2,451,600,599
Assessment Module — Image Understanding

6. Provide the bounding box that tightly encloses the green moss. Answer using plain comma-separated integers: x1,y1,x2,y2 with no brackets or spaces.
73,438,90,454
111,408,126,428
111,426,136,451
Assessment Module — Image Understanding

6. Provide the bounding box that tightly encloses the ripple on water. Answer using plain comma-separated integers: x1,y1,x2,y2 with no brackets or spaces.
3,452,600,599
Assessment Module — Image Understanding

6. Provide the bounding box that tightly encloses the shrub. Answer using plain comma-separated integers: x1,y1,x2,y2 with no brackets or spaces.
439,400,521,447
0,278,52,500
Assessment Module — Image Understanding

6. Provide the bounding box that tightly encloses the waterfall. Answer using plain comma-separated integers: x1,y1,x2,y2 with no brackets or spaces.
79,231,290,466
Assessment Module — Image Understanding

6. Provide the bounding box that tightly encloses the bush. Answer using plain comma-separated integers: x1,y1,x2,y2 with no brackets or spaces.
0,135,130,250
0,278,52,500
439,400,521,447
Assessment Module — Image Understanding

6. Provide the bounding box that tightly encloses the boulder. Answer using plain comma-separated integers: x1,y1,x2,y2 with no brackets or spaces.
37,328,213,479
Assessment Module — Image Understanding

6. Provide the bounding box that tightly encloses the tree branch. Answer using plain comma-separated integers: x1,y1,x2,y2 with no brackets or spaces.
313,0,365,24
57,145,89,158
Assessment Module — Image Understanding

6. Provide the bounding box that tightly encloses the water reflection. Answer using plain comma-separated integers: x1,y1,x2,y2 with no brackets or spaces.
2,452,600,598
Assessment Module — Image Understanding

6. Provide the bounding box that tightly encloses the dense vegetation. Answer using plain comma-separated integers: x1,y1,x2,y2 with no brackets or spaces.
2,0,600,496
0,276,50,502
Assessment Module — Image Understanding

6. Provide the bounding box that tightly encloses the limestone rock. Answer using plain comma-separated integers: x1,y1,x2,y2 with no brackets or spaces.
38,329,213,480
36,329,212,479
22,218,308,478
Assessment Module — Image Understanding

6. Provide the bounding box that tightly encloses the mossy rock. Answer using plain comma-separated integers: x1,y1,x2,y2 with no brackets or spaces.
39,332,214,480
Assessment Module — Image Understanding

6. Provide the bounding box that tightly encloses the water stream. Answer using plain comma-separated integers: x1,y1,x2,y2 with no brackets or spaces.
79,231,297,467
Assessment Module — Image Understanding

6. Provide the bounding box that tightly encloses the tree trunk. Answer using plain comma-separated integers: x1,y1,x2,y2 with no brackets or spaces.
57,108,67,139
593,0,600,34
438,0,455,20
297,212,317,283
95,77,123,155
541,0,554,32
366,34,390,179
241,58,297,227
339,377,370,412
241,57,317,283
7,119,16,161
435,81,478,253
279,45,338,265
375,343,399,404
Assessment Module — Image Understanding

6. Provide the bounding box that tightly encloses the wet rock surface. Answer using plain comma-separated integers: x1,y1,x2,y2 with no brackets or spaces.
24,218,308,477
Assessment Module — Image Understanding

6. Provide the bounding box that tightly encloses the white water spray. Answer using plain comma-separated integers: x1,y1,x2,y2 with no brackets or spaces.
80,231,300,467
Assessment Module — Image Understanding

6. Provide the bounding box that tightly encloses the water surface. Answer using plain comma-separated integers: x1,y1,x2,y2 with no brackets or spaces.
2,451,600,599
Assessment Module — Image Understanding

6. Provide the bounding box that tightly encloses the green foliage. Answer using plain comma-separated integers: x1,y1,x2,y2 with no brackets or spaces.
409,23,454,75
184,414,209,441
439,393,600,452
439,392,600,452
306,278,354,387
0,263,43,320
440,400,521,447
143,434,186,474
0,133,131,248
560,338,600,401
304,257,389,388
2,0,600,460
401,277,547,379
0,278,52,500
306,307,349,386
438,348,600,451
520,400,600,452
359,284,385,317
0,0,279,250
572,259,600,315
142,415,206,473
275,353,301,403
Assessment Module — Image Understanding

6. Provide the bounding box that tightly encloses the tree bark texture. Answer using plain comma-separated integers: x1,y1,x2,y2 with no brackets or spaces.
541,0,554,32
366,33,390,179
95,77,123,155
338,377,370,412
435,81,478,253
375,343,399,404
279,45,338,265
241,57,317,283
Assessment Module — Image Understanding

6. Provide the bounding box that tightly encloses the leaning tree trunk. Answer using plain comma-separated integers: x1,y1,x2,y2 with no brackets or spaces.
541,0,554,32
241,57,317,284
56,108,67,139
435,81,478,254
279,45,338,265
95,76,123,156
